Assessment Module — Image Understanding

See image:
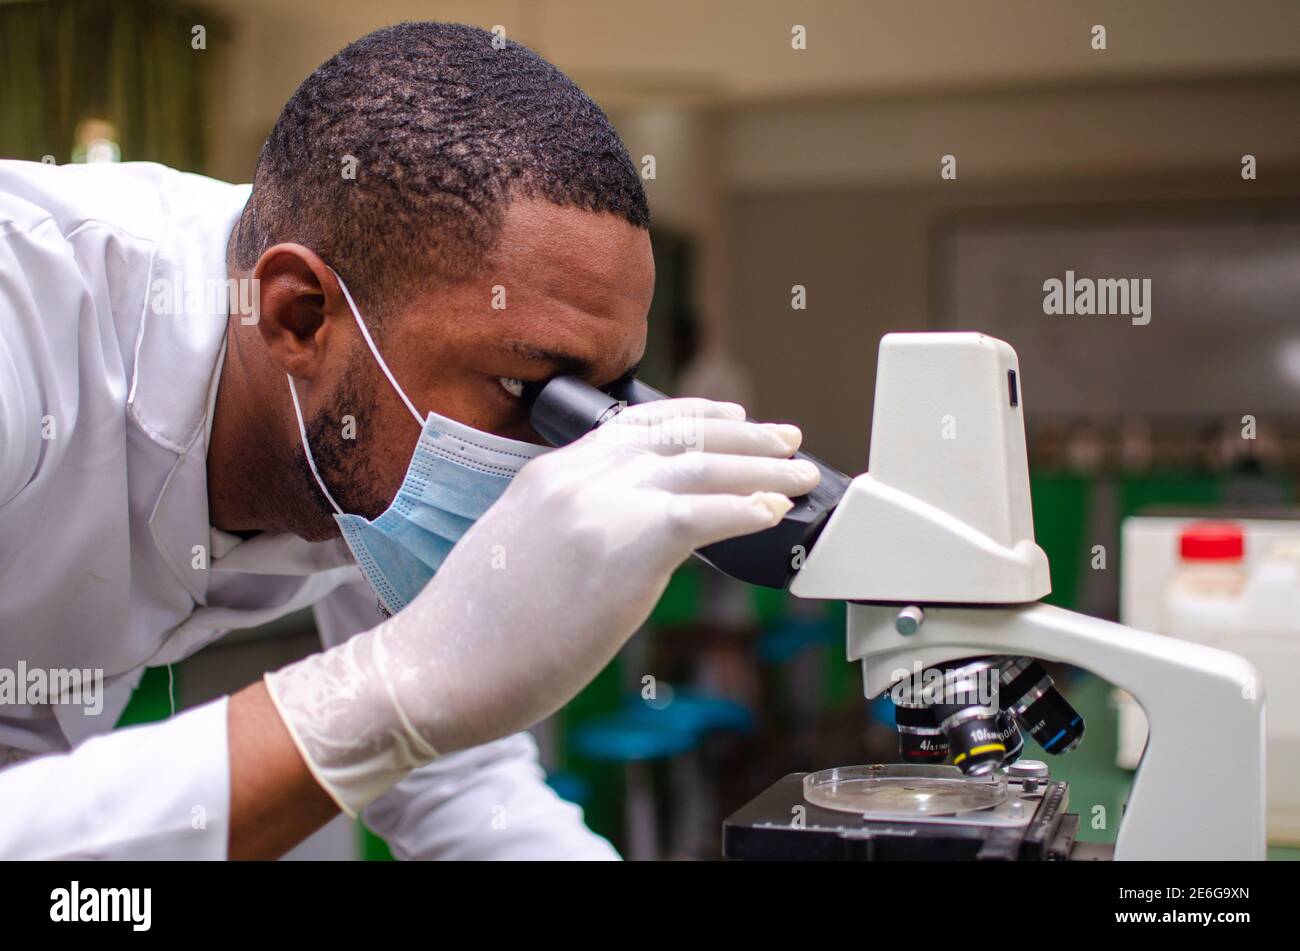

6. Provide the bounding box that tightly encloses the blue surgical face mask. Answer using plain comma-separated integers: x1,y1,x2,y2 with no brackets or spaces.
287,270,548,617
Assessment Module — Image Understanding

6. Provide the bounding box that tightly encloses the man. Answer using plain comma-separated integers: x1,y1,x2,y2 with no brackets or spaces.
0,22,817,858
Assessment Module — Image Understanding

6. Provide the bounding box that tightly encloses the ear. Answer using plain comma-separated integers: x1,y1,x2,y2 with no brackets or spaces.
252,244,350,380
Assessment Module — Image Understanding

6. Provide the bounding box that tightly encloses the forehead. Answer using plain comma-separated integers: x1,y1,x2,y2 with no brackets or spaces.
460,199,654,380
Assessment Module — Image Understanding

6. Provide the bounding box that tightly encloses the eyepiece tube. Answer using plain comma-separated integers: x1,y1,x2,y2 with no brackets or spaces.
528,373,851,589
528,376,630,446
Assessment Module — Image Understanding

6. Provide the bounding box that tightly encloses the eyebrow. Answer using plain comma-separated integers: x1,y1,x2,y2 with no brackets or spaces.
505,340,640,386
506,341,591,376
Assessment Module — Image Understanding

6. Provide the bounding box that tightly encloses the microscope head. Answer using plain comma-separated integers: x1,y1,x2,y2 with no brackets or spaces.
787,333,1074,776
790,332,1050,604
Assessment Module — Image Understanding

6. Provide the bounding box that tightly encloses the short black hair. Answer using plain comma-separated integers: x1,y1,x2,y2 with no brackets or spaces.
230,21,648,318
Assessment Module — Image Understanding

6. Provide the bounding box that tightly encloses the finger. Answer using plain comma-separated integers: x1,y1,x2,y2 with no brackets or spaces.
654,453,821,497
668,492,794,549
634,417,801,457
601,397,746,429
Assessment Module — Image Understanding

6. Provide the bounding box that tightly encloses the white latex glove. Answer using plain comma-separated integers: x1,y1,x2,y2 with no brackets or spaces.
265,398,819,816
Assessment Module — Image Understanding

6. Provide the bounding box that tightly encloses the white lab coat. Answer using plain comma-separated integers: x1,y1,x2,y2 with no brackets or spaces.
0,160,617,860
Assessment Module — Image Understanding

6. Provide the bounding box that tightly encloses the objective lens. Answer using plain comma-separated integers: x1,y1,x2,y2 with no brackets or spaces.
932,660,1005,776
893,689,948,763
1000,657,1085,755
996,709,1024,766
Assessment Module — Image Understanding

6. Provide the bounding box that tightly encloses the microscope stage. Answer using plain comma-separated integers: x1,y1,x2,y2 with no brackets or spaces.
723,766,1110,861
802,764,1012,820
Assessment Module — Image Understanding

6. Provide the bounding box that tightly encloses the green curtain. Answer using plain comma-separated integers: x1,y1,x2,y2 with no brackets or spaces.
0,0,223,172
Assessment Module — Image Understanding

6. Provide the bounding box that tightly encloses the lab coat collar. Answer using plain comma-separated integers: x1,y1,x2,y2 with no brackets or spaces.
209,530,354,575
138,268,232,604
142,322,354,601
127,184,247,456
148,438,214,605
137,183,354,601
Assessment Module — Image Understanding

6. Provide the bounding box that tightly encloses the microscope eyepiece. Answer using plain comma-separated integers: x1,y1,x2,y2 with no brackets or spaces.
526,375,628,446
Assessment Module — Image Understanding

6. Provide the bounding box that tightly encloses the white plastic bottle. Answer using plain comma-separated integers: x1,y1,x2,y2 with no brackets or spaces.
1161,521,1247,648
1115,522,1247,772
1231,539,1300,844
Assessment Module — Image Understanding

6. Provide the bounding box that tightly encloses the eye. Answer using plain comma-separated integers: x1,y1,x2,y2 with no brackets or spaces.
498,377,525,399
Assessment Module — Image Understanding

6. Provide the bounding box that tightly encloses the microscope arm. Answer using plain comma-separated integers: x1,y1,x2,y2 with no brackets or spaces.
846,601,1266,860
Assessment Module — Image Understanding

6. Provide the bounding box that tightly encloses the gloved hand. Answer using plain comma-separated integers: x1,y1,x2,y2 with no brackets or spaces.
265,398,820,815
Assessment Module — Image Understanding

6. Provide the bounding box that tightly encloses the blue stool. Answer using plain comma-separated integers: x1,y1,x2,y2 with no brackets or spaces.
545,771,593,810
571,715,698,860
620,690,755,735
758,617,840,729
571,720,697,762
757,616,837,664
582,689,757,858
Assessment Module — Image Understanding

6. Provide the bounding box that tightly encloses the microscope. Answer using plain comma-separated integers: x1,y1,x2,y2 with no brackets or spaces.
529,332,1266,861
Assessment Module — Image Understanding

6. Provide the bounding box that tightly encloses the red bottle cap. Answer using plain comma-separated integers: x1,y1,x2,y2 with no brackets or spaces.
1179,522,1244,561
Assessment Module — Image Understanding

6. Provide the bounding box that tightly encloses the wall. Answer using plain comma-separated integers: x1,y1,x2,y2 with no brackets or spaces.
723,77,1300,471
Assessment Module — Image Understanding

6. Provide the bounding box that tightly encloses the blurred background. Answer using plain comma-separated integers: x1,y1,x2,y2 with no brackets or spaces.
4,0,1300,858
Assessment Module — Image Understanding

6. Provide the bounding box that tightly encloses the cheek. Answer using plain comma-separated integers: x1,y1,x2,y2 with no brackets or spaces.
344,405,423,510
426,379,528,437
373,438,415,487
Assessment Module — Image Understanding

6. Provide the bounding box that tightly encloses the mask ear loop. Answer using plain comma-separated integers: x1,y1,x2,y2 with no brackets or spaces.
329,267,425,429
287,374,345,516
285,266,426,518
